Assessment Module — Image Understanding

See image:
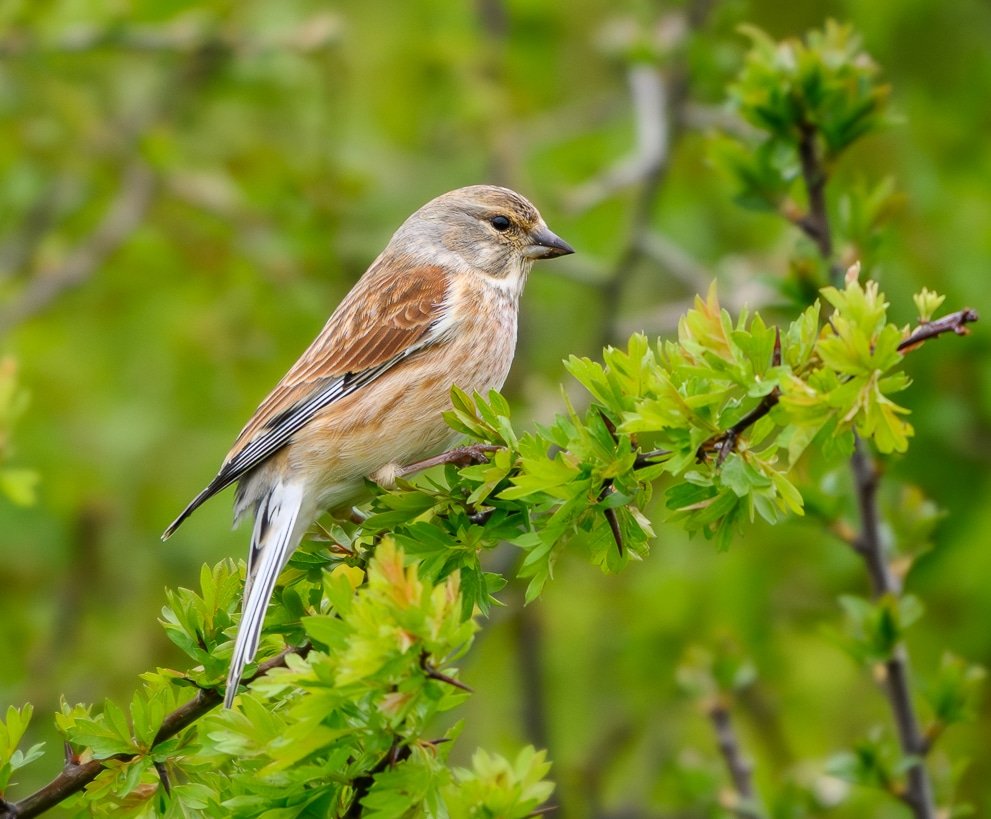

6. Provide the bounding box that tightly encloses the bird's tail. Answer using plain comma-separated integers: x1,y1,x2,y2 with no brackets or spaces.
225,478,305,708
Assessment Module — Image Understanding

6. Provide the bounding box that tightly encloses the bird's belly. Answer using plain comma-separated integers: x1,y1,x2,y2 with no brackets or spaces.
287,318,516,511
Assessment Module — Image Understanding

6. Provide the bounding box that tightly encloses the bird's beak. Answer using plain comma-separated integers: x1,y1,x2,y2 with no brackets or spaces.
524,224,575,260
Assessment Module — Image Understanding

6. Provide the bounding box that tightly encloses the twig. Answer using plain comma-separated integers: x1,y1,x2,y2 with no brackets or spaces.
707,700,763,818
420,652,473,692
896,308,979,352
344,739,411,818
389,444,500,480
850,439,934,815
697,389,780,466
794,122,833,264
0,647,306,819
795,119,938,819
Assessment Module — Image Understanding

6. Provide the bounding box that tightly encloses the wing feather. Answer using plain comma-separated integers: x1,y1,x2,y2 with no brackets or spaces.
162,258,450,538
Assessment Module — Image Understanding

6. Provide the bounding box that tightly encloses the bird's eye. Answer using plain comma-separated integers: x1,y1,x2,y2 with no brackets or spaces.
490,215,511,232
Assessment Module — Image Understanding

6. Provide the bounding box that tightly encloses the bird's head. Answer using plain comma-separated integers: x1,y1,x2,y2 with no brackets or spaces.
391,185,574,286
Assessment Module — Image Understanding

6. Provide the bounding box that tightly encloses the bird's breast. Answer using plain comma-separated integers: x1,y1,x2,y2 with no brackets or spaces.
286,275,520,504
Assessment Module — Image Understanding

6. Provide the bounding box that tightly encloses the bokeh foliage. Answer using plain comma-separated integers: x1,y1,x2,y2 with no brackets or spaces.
2,0,990,816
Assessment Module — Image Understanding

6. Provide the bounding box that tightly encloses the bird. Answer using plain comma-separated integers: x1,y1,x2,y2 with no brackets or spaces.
162,185,574,707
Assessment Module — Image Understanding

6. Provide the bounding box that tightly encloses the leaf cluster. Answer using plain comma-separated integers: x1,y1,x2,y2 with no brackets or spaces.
710,22,898,278
5,541,551,817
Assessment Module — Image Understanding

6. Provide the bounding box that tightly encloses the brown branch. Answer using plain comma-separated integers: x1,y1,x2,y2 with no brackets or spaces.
420,652,473,693
794,121,836,274
696,389,780,466
0,647,305,819
344,738,411,818
897,308,979,352
796,120,937,819
697,329,781,464
707,700,763,818
849,438,935,815
389,444,500,481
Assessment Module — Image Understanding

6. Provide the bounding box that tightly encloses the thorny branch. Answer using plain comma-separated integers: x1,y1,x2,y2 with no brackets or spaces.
343,654,471,817
694,121,979,818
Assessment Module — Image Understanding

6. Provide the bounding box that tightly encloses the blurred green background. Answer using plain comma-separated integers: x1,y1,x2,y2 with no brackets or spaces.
1,0,990,815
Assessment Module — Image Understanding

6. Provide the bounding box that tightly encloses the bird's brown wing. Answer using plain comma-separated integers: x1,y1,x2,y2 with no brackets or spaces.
162,260,449,538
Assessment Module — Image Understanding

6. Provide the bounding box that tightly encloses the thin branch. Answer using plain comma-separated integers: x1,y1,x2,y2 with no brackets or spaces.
344,739,411,818
389,444,501,481
1,647,305,819
420,652,473,693
896,308,979,352
707,700,763,818
794,121,835,270
796,122,937,819
850,438,934,815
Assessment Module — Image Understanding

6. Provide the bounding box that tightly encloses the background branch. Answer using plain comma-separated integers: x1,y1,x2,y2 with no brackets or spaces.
0,160,155,333
708,700,763,818
797,125,938,819
566,0,712,350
